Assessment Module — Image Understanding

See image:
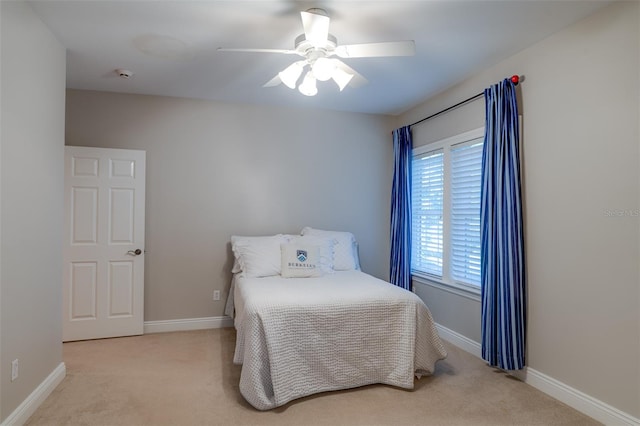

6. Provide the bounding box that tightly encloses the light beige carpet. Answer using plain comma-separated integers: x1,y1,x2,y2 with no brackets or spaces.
26,328,600,426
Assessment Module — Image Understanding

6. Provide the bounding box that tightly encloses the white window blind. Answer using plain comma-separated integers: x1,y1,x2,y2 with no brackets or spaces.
411,127,484,293
411,150,444,277
450,139,483,286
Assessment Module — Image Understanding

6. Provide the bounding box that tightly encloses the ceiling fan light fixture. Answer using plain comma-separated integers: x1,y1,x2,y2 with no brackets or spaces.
312,57,336,82
278,61,304,89
298,71,318,96
332,67,354,92
219,9,415,96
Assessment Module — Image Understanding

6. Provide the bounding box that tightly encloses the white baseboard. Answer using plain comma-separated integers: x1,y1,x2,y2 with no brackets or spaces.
143,315,233,334
1,362,66,426
435,322,639,426
435,323,481,358
510,367,640,426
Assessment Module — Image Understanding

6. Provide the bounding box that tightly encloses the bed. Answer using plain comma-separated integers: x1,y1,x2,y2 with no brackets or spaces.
226,229,447,410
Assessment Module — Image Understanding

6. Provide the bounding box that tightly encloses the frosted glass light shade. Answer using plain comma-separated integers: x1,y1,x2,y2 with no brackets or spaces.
312,58,336,81
298,71,318,96
279,62,304,89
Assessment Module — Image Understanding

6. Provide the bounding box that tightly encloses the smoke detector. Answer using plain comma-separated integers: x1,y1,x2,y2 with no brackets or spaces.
115,69,133,79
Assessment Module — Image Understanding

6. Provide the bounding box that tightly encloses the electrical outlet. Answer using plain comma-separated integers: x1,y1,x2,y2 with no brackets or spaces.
11,359,19,381
213,290,220,301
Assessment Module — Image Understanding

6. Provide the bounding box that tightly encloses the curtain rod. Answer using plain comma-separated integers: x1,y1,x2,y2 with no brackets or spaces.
409,75,520,128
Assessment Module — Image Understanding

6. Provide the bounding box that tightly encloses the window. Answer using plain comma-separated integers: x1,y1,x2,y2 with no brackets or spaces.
411,128,484,290
411,150,444,276
450,141,483,286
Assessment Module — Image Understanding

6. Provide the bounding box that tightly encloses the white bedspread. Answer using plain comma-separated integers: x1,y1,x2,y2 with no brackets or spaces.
232,270,447,410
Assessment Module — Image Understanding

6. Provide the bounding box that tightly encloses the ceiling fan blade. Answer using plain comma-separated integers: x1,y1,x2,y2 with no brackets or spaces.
217,47,297,54
263,74,282,88
333,60,368,88
335,41,415,58
301,9,330,47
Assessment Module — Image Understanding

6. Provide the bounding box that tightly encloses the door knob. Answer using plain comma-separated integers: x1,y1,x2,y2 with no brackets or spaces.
127,249,142,256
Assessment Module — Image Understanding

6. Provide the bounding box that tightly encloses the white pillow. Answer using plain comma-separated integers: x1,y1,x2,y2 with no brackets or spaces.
300,227,358,271
231,234,288,277
287,235,335,273
280,243,323,278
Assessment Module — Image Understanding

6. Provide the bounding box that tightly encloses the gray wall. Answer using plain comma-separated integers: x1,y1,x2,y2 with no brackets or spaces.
398,1,639,418
0,1,66,421
65,91,394,322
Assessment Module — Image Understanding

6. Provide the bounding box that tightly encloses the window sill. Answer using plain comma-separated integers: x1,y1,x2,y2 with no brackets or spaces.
412,273,481,302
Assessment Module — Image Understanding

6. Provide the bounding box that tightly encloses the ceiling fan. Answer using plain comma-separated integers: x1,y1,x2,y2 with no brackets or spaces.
217,8,415,96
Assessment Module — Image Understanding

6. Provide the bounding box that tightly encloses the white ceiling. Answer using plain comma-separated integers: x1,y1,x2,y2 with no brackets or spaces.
29,0,611,115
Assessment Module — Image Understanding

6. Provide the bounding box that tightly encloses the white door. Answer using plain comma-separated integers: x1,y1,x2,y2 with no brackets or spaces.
63,146,146,342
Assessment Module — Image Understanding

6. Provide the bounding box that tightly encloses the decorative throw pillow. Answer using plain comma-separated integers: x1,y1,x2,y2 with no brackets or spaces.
300,227,358,271
287,235,335,273
231,234,288,277
280,243,323,278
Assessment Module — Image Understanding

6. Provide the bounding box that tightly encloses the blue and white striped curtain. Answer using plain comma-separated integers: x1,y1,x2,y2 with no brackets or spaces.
480,79,526,370
390,126,412,290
